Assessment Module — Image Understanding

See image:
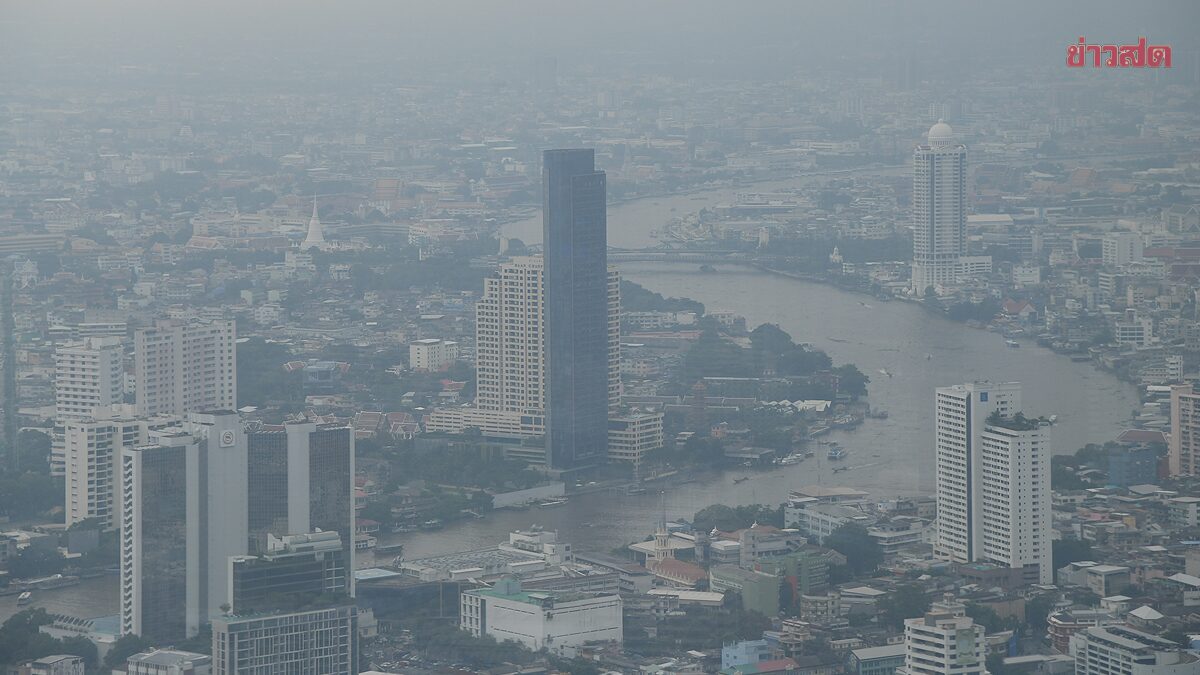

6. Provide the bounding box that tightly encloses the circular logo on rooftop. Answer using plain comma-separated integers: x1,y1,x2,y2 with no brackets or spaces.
220,430,236,447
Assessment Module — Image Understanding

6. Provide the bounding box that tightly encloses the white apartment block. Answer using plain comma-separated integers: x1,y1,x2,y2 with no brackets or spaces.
897,596,989,675
607,412,665,469
467,256,619,436
53,336,125,476
1102,231,1144,267
134,319,236,417
934,382,1020,565
409,338,459,371
1168,383,1200,476
977,422,1051,585
55,337,125,420
460,578,621,658
64,412,177,529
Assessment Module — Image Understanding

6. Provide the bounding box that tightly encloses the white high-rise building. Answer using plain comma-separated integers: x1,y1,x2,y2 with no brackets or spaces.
911,120,967,296
934,382,1020,564
134,319,236,418
934,382,1051,584
896,595,989,675
978,421,1052,584
55,337,125,421
442,256,619,446
63,411,177,530
52,337,126,476
475,256,548,415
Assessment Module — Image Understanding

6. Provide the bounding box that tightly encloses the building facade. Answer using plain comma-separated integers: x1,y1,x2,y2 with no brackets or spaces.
460,577,621,657
543,148,617,470
408,338,459,372
52,336,125,475
1168,383,1200,476
976,421,1052,584
64,413,176,529
469,254,619,458
1070,625,1197,675
211,606,358,675
896,596,988,675
134,319,236,417
607,412,665,469
911,121,967,296
933,382,1020,565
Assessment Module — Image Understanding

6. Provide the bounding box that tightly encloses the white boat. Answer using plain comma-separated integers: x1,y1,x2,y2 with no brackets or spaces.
780,455,804,465
537,498,569,507
16,591,32,605
354,535,377,550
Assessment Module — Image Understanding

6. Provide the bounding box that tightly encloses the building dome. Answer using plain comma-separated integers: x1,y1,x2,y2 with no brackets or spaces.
928,119,955,146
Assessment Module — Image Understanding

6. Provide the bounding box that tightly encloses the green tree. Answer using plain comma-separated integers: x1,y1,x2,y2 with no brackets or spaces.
103,635,155,671
823,523,882,576
880,584,931,629
1024,593,1057,634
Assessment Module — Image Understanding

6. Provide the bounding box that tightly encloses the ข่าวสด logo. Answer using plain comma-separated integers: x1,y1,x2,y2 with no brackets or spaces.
1067,37,1171,68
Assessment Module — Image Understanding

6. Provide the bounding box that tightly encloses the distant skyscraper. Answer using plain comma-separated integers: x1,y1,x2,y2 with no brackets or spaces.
301,197,326,251
543,148,616,470
454,256,618,454
911,120,966,296
134,319,236,418
934,382,1052,584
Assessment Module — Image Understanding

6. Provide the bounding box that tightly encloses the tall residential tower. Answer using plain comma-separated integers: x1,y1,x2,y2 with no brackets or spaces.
933,382,1052,585
911,120,966,296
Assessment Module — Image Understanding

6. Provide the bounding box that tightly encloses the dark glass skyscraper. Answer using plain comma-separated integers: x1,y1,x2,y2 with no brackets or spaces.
543,149,609,470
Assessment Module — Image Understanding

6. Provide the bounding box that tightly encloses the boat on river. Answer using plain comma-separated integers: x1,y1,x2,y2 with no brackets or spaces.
827,446,848,460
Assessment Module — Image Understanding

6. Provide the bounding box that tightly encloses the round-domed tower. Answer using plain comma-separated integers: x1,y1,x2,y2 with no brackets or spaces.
928,119,955,147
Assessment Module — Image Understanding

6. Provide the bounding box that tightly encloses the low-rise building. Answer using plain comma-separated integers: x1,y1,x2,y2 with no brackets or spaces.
1070,625,1198,675
125,649,213,675
460,577,621,658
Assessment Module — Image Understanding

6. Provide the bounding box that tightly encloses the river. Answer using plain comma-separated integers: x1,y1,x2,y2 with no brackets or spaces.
374,181,1140,564
6,175,1140,622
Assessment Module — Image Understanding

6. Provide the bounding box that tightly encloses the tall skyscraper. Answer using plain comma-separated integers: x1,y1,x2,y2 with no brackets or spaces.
121,414,354,640
977,419,1051,584
934,382,1020,565
1168,383,1200,476
934,382,1052,584
911,120,966,296
896,595,989,675
134,319,237,418
543,148,615,470
246,421,356,574
52,337,125,476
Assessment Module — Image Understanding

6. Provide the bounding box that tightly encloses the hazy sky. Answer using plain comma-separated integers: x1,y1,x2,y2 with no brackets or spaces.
2,1,1198,88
